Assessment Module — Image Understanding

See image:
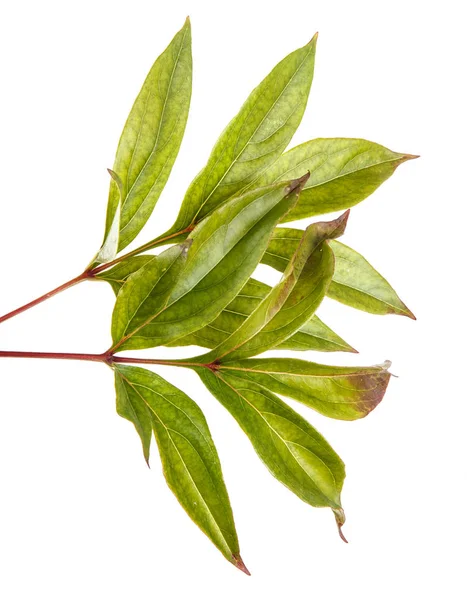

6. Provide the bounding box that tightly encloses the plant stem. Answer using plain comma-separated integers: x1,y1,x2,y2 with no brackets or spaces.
0,350,109,363
0,350,205,369
0,272,90,325
0,226,192,325
90,226,193,275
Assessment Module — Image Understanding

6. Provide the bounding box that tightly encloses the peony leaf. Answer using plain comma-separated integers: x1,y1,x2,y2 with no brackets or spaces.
114,365,247,573
264,228,415,318
104,19,192,252
111,177,307,351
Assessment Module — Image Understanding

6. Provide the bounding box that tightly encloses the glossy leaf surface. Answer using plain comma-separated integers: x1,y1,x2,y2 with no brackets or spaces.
165,35,317,236
200,212,348,362
105,19,192,251
114,365,246,571
247,138,417,221
111,178,306,351
198,367,345,517
219,358,391,420
264,228,414,318
170,278,355,353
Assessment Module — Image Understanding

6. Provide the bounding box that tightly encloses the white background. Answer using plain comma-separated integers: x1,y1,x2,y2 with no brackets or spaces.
0,0,465,598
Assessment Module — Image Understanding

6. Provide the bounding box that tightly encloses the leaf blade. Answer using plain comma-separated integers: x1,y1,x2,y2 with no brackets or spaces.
219,357,391,420
328,240,416,318
263,227,415,318
166,35,317,234
111,177,306,351
248,138,417,221
168,278,356,353
114,365,244,570
199,212,348,362
198,367,346,526
105,19,192,251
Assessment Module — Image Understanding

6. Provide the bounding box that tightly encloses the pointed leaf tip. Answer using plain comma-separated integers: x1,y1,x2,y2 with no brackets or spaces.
309,32,319,44
333,508,348,543
287,171,310,195
233,554,251,576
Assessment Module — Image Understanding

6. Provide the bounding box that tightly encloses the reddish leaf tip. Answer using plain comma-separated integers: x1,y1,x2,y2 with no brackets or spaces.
337,524,349,544
287,171,310,195
232,554,251,576
403,305,417,320
333,508,348,543
310,31,319,44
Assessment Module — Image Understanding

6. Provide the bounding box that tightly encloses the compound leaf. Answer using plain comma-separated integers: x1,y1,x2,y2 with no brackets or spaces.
114,365,247,573
199,212,348,362
169,278,356,353
111,177,307,351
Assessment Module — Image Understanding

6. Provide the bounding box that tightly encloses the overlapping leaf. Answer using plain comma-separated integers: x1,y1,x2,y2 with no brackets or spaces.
169,278,356,353
161,35,317,239
216,358,391,420
245,138,417,221
114,364,247,572
111,176,307,351
198,211,348,363
104,18,192,252
264,227,414,318
100,261,355,353
198,367,346,537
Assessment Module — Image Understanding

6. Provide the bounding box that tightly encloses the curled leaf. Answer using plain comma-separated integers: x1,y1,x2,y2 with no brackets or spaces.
264,228,415,318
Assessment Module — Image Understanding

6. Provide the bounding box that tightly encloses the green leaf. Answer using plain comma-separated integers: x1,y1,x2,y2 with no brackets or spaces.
105,18,192,252
263,227,415,318
114,365,247,573
247,138,418,221
169,278,356,353
198,212,348,362
114,363,152,465
198,367,346,538
96,255,154,294
328,240,416,318
111,177,307,351
93,169,123,266
164,34,317,236
218,358,392,420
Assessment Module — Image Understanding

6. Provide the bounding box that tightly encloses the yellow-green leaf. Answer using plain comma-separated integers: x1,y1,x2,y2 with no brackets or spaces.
198,367,346,537
111,177,306,351
264,228,415,318
248,138,417,221
219,357,392,420
105,19,192,252
164,35,317,236
114,365,247,573
198,212,348,363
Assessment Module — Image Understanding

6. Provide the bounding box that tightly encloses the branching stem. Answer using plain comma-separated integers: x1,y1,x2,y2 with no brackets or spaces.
0,350,204,369
0,225,193,325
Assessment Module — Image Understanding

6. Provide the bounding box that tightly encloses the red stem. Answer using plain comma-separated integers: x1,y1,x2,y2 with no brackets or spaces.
0,226,193,325
0,271,90,325
0,351,204,369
